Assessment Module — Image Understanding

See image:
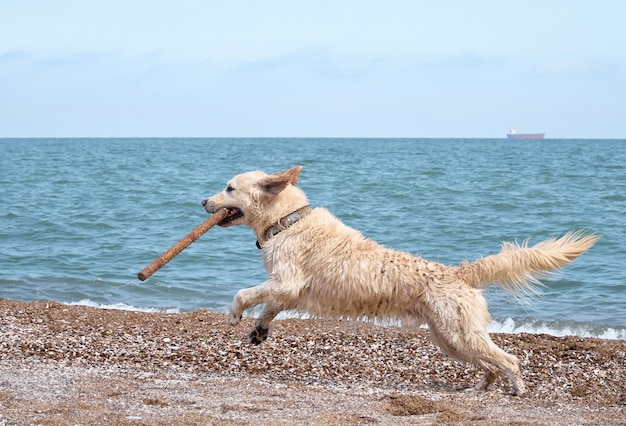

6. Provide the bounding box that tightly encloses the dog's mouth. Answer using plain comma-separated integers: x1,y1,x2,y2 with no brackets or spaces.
218,208,243,226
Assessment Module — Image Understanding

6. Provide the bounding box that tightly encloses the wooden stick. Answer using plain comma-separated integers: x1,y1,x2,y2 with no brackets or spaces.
137,208,230,281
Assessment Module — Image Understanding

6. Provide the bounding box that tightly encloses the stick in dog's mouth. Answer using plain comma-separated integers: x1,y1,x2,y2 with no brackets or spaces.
217,208,243,226
137,208,230,281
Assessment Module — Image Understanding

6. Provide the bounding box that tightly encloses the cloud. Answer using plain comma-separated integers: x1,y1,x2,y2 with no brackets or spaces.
0,50,30,62
234,46,385,81
540,60,598,75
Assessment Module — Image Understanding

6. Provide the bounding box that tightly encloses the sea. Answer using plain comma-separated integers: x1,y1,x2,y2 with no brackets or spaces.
1,138,625,339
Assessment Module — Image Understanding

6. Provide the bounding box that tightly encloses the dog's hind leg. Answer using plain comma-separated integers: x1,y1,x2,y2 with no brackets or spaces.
427,325,494,391
430,323,525,395
474,360,499,391
470,333,525,396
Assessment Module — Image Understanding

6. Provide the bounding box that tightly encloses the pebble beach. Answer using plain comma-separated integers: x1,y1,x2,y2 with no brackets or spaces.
0,299,624,425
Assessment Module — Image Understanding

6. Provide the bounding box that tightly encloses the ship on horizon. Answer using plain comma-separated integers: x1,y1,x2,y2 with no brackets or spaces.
506,128,545,139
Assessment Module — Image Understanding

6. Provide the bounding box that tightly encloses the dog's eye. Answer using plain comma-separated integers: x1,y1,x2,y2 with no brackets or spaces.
226,185,235,193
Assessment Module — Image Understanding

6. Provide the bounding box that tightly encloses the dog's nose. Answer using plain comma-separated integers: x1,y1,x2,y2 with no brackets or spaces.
201,199,207,207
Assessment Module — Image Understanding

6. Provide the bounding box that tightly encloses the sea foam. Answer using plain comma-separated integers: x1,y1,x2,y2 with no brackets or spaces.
65,301,625,340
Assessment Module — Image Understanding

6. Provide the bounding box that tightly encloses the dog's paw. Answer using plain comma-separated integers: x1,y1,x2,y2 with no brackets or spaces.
248,326,269,345
511,383,526,397
226,310,242,326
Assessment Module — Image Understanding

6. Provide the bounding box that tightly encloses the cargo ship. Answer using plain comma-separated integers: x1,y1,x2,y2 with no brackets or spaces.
506,129,545,139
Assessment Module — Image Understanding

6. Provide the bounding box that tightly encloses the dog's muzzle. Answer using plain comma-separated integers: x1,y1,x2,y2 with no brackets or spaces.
201,199,242,226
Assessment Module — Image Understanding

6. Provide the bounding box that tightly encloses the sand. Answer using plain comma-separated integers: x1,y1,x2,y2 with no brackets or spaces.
0,299,624,425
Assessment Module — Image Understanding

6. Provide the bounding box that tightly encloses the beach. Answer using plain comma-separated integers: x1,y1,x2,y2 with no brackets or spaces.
0,299,624,425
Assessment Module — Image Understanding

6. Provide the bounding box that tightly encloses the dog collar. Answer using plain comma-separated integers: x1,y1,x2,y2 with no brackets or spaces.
256,205,311,249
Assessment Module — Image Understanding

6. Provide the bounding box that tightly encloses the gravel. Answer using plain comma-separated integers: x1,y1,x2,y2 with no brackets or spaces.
0,299,624,425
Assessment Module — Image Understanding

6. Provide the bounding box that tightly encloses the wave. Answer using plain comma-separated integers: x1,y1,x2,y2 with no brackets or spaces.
487,317,626,340
67,299,180,314
270,310,626,340
65,301,625,340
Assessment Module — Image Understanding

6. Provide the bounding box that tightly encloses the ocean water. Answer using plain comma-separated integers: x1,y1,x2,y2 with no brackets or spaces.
1,138,625,339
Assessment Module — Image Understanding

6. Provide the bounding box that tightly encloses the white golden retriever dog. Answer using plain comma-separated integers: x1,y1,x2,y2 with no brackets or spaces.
202,166,597,395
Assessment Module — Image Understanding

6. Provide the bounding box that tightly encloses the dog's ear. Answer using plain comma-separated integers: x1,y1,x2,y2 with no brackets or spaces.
282,165,302,186
258,166,302,195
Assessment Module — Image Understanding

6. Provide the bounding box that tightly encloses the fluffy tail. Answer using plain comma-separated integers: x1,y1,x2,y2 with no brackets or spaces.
458,231,599,293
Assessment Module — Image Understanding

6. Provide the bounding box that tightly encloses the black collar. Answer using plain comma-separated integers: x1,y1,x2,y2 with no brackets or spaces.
256,205,311,249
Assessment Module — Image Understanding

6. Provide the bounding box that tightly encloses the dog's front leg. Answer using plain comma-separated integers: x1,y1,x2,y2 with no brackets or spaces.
249,303,286,345
226,281,273,326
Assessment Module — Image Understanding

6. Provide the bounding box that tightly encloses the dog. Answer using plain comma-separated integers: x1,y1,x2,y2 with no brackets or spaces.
202,165,597,396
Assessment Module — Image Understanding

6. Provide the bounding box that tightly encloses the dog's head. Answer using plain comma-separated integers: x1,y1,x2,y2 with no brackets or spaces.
202,165,307,235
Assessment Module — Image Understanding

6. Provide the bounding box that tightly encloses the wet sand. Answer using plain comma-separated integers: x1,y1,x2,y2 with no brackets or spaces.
0,299,624,425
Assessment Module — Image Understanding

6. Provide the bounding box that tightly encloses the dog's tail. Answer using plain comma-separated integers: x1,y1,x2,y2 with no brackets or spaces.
457,231,599,293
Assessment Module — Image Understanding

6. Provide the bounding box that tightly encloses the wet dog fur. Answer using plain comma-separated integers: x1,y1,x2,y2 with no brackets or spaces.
202,165,598,395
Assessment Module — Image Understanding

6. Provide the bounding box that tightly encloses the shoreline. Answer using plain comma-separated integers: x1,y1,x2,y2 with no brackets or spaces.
1,299,624,425
46,299,626,341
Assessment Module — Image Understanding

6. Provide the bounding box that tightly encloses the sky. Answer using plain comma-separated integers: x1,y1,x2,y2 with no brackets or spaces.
1,1,624,138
